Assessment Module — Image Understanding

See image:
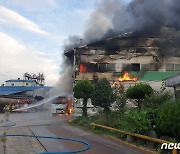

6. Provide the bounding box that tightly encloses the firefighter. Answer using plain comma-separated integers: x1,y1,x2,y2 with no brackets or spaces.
3,105,11,122
11,104,15,111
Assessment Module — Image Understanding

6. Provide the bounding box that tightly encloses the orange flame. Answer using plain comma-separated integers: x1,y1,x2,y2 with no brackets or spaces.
56,108,73,117
69,108,73,114
118,72,138,82
80,64,87,73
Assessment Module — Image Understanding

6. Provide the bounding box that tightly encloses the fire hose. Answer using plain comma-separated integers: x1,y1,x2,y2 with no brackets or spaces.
0,123,90,153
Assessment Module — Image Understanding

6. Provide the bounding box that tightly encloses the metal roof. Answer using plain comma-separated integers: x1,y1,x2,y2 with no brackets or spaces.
165,74,180,87
0,86,51,95
5,80,36,82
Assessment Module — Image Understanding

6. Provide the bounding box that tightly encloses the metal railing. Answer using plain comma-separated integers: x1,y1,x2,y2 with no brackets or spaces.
91,123,178,154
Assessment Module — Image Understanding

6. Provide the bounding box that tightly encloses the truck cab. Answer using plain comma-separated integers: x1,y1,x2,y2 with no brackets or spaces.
51,95,73,115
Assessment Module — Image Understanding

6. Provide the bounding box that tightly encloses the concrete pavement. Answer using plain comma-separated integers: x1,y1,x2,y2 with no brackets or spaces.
0,112,157,154
0,126,46,154
30,124,156,154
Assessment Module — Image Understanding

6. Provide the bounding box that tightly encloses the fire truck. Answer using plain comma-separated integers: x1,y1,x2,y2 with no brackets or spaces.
51,95,73,115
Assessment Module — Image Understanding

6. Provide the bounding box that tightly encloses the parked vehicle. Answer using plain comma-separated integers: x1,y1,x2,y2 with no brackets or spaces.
51,95,73,115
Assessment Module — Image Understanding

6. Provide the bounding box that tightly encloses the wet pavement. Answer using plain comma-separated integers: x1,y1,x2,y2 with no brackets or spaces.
0,111,156,154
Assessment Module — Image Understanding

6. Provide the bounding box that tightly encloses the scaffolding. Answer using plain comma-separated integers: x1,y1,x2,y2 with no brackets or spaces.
23,72,45,86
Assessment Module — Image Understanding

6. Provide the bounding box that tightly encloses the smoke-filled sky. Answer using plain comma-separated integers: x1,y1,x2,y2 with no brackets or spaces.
0,0,102,86
65,0,180,50
0,0,179,86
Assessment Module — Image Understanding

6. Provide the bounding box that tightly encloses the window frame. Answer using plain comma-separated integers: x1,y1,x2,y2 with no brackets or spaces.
166,64,174,71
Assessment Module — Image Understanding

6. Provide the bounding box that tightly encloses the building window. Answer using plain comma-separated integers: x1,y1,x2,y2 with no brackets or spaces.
97,63,115,72
79,64,87,73
98,63,106,72
166,64,174,71
175,64,180,71
79,63,98,72
107,64,115,72
141,64,150,71
131,63,140,71
122,64,131,71
136,48,147,53
87,63,98,72
150,64,158,71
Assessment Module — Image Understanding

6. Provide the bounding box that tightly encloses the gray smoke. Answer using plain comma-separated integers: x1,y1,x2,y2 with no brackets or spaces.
64,35,82,51
64,0,180,49
50,55,73,96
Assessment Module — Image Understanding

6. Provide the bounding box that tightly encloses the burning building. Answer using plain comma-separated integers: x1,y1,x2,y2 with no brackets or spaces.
63,0,180,95
65,28,180,91
63,0,180,113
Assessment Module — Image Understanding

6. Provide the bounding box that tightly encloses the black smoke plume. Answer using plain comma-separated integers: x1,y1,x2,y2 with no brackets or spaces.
64,0,180,52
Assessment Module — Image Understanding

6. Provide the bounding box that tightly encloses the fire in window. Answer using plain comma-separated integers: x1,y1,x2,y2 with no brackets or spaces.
79,64,87,73
79,63,98,72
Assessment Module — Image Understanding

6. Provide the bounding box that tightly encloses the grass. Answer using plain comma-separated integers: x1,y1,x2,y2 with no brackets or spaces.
69,112,179,154
69,113,126,140
0,132,7,143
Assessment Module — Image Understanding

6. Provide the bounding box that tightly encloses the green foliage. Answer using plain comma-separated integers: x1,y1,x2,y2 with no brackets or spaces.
126,83,153,109
0,132,6,143
156,100,180,138
126,83,153,100
72,109,156,135
91,111,124,128
91,79,116,114
118,109,156,134
73,79,94,116
115,93,126,111
73,79,94,100
114,84,126,111
71,116,91,128
143,90,172,108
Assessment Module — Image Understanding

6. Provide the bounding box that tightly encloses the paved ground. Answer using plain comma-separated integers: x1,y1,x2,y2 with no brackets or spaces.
0,111,156,154
31,124,156,154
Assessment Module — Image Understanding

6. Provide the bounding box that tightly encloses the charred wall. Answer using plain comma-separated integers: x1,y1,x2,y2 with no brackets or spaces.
64,29,180,83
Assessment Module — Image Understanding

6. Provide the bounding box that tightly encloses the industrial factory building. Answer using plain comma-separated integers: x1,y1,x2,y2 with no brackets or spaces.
0,73,51,111
65,28,180,92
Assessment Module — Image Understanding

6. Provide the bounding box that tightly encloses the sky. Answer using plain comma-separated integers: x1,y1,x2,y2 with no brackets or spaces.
0,0,130,86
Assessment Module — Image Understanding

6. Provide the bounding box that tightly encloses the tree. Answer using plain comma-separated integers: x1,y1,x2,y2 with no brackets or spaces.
91,79,116,114
126,83,153,110
143,90,172,108
73,79,94,117
114,84,126,112
116,92,127,112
